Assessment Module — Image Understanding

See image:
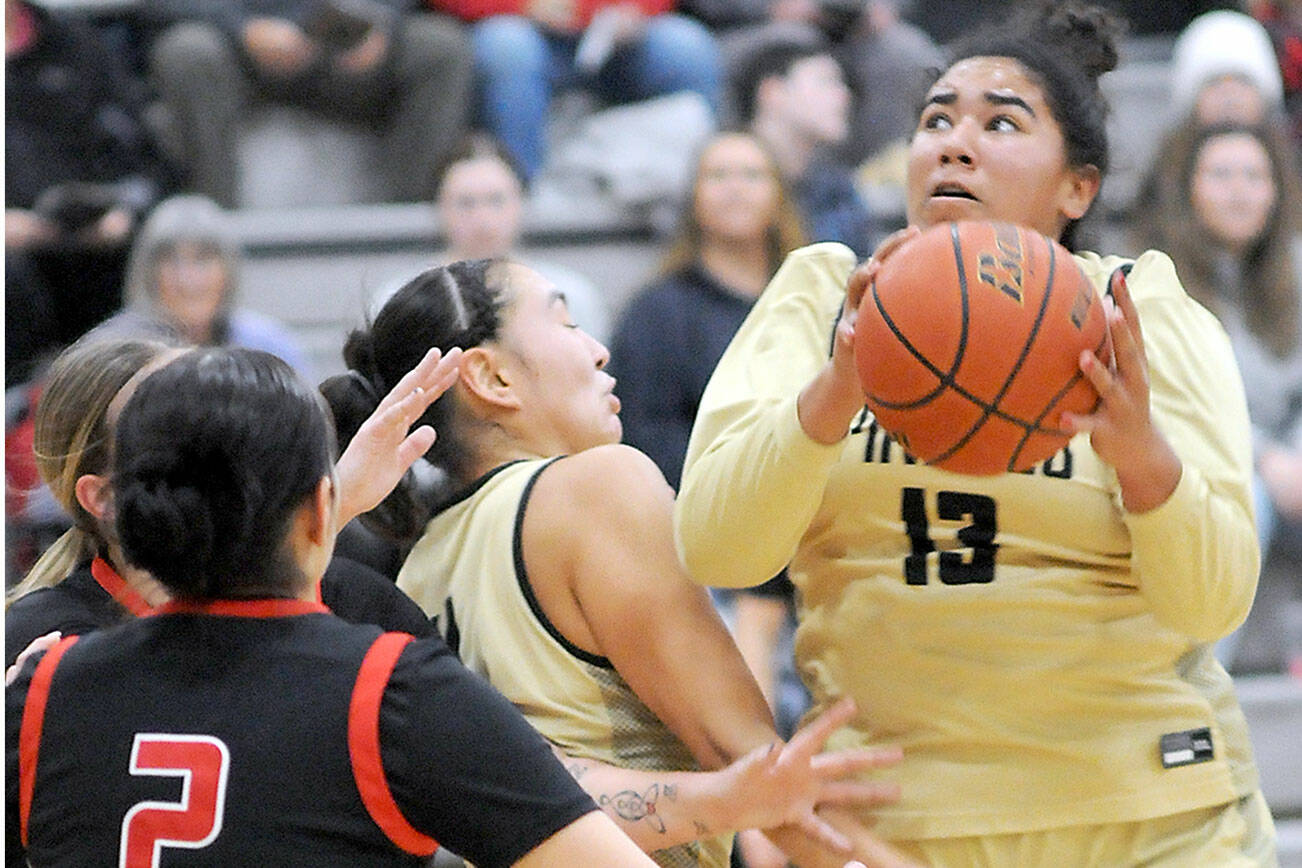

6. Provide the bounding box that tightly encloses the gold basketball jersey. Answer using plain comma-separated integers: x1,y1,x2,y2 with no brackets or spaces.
677,242,1262,840
399,458,730,868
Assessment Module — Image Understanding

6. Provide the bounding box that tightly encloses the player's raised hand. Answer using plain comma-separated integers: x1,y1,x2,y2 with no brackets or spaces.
334,346,462,526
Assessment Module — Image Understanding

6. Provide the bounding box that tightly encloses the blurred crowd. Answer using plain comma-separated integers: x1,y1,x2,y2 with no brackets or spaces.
7,0,1302,693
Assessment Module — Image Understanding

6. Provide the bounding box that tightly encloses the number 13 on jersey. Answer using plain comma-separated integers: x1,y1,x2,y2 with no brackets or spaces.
901,487,999,585
120,733,230,868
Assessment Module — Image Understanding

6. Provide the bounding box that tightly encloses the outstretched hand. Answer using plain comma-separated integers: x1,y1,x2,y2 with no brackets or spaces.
722,699,904,856
1062,269,1181,512
334,347,463,526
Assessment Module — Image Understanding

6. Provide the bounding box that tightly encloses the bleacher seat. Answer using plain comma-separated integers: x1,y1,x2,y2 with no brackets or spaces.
237,106,389,208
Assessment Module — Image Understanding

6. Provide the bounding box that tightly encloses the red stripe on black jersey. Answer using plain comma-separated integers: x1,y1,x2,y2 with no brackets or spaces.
19,634,80,846
348,632,439,856
91,557,154,617
155,598,330,618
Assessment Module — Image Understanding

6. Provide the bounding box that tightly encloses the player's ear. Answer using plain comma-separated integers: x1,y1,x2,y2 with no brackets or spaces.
458,346,522,411
305,475,335,545
1060,163,1101,222
74,473,113,523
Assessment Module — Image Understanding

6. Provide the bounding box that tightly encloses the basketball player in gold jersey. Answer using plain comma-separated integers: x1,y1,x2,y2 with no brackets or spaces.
324,259,914,868
675,1,1277,865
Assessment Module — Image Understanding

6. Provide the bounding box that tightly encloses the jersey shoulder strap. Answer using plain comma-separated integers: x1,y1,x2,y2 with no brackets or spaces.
347,631,439,857
19,634,81,846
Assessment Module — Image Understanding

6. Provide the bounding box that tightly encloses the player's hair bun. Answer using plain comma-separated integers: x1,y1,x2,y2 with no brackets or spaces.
113,348,332,598
325,328,387,458
1034,0,1122,81
115,448,233,595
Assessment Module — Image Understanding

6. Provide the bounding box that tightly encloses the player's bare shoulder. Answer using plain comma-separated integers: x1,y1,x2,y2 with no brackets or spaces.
532,445,673,524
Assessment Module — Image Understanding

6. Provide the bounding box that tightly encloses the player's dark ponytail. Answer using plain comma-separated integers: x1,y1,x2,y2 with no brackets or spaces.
937,0,1125,250
114,348,334,599
320,259,513,542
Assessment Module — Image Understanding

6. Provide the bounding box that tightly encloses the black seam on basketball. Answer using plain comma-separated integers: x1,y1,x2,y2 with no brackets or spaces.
862,223,971,410
867,282,950,407
1008,290,1111,468
951,221,971,383
927,228,1058,467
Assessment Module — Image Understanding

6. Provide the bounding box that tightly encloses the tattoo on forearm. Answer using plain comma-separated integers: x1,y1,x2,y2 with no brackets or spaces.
598,782,679,834
564,761,588,781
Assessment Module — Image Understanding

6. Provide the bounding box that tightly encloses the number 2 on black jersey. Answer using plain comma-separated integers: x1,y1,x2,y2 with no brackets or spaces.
901,488,999,585
120,733,229,868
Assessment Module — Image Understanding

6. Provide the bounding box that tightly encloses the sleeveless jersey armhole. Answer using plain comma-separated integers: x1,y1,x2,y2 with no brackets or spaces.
347,631,440,857
512,457,613,669
18,634,80,846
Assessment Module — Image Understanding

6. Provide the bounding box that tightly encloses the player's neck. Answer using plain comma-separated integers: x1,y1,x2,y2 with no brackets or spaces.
104,545,172,607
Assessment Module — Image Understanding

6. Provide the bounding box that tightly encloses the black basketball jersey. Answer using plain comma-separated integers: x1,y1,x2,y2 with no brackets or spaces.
5,556,433,670
6,598,594,867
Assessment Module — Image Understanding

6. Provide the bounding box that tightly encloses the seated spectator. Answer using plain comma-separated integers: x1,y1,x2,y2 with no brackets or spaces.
834,0,942,166
1248,0,1302,147
5,0,175,386
146,0,472,206
1170,9,1287,127
88,195,311,379
432,134,610,342
1130,9,1288,229
1134,121,1302,674
732,35,875,257
609,130,804,489
434,0,722,182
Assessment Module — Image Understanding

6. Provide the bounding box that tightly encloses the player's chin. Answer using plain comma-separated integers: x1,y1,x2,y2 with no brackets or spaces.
922,196,985,226
604,415,623,445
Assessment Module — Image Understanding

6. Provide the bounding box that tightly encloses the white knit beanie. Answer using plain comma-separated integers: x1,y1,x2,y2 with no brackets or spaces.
1170,10,1284,120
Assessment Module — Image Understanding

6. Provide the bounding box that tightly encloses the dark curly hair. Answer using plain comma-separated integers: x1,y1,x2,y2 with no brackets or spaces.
932,0,1126,249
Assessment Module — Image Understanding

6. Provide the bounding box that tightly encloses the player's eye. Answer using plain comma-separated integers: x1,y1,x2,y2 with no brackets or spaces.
987,115,1020,132
922,111,952,131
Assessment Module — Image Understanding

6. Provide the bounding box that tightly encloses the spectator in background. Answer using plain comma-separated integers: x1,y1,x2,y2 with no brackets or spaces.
1130,10,1288,239
1135,122,1302,675
433,134,610,342
147,0,472,206
88,195,311,379
609,131,804,489
5,0,175,387
1249,0,1302,147
834,1,940,166
1170,9,1286,128
435,0,722,183
733,36,875,258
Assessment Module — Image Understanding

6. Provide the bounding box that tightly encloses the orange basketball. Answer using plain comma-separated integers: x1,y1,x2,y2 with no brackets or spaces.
854,220,1112,475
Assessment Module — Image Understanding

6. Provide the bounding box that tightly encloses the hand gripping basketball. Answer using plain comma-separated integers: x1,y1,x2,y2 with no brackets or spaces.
854,221,1112,475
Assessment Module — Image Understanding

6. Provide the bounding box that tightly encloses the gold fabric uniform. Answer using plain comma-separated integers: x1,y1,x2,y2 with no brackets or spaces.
399,459,730,868
675,243,1269,846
